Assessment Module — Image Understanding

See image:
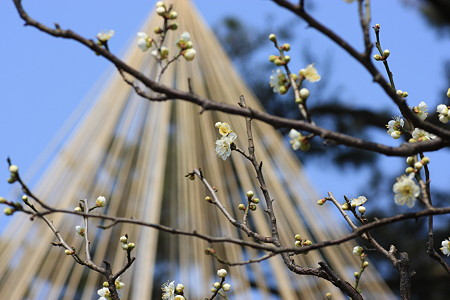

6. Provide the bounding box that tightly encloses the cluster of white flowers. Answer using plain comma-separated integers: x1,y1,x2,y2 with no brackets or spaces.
393,173,420,208
288,129,310,151
386,116,404,139
137,32,153,52
299,64,321,82
353,246,364,256
176,32,196,61
215,122,237,160
211,269,231,294
441,238,450,256
437,104,450,124
161,281,185,300
410,128,436,142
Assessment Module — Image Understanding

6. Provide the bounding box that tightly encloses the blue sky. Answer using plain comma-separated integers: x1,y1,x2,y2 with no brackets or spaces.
1,0,450,205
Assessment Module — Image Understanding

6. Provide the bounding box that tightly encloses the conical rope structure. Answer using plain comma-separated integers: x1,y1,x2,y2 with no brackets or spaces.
0,0,394,299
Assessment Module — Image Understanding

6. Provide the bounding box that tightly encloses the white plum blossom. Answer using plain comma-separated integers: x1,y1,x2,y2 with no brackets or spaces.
215,122,232,136
217,269,228,278
162,281,175,300
137,32,152,51
437,104,450,123
215,133,237,160
411,128,436,142
176,32,192,49
97,30,115,43
386,116,404,139
440,238,450,256
151,47,169,60
269,69,288,94
97,287,110,300
96,196,106,207
412,101,428,121
393,174,420,208
353,246,363,256
289,129,310,151
350,196,367,207
299,64,321,82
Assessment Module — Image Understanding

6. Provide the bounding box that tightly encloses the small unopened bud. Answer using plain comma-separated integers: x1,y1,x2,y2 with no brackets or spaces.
421,157,430,165
299,88,310,100
274,58,285,66
317,198,326,205
294,240,302,247
341,203,349,210
414,162,423,170
155,1,165,7
246,190,254,198
373,54,382,61
121,243,129,250
396,90,403,96
303,240,312,246
4,207,14,216
249,204,257,211
0,197,6,204
383,49,390,58
281,43,290,51
74,206,82,212
217,269,227,278
168,11,178,19
294,234,302,240
154,26,163,34
284,55,291,63
156,6,166,16
103,281,109,288
127,242,136,250
405,167,415,174
374,24,381,30
447,88,450,98
402,91,408,98
325,292,332,299
176,283,185,293
96,196,106,207
252,197,260,204
363,261,370,268
354,272,360,278
279,85,288,94
205,196,213,203
358,206,366,214
238,204,246,211
268,33,277,42
7,177,16,184
210,288,217,293
268,55,277,62
406,156,415,165
168,23,178,30
213,282,221,289
205,248,216,255
222,283,231,292
9,165,19,174
21,195,28,201
64,249,73,255
120,235,128,244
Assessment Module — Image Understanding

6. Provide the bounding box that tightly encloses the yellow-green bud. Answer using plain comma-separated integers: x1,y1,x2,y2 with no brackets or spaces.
268,33,277,42
406,156,415,165
7,177,16,184
284,55,291,63
447,88,450,98
317,198,326,205
358,206,366,214
325,292,332,299
238,204,246,210
22,195,28,202
0,197,6,204
168,23,178,30
154,26,163,34
303,240,312,246
168,11,178,19
279,85,287,94
354,272,360,278
294,240,302,247
294,234,302,240
246,190,254,198
249,204,257,211
205,196,213,203
4,207,13,216
268,55,277,62
156,6,166,16
281,43,290,51
414,162,423,170
155,1,165,8
121,243,129,250
341,203,349,210
363,261,369,268
274,58,285,66
176,283,184,293
383,49,390,58
210,288,217,293
402,91,408,98
396,90,403,96
405,167,415,174
373,54,382,61
9,165,19,174
64,249,73,255
120,235,128,244
213,282,221,289
299,88,310,100
252,197,260,204
103,281,109,288
127,242,136,250
222,283,231,292
421,157,430,165
374,24,381,30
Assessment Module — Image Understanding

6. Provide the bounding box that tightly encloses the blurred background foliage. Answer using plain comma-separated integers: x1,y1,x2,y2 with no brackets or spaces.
213,1,450,298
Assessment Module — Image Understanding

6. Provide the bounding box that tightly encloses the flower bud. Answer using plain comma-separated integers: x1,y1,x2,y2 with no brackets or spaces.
358,206,366,214
9,165,19,174
268,33,277,42
341,203,349,210
373,54,382,61
213,282,221,289
238,204,246,210
421,157,430,165
354,272,360,278
405,167,415,174
374,24,381,30
176,283,185,293
383,49,390,58
155,1,165,7
299,88,310,100
252,197,260,204
246,190,254,198
154,26,163,34
21,195,28,201
168,11,178,19
317,198,326,205
168,23,178,30
120,235,128,244
64,249,73,255
268,55,277,62
284,55,291,63
353,246,363,256
406,156,415,165
4,207,14,216
121,243,129,250
447,88,450,98
127,242,136,250
249,204,257,211
281,43,290,51
217,269,227,278
325,292,332,299
103,281,109,287
96,196,106,207
274,58,285,66
156,6,166,16
222,283,231,292
414,162,423,170
0,197,6,204
396,90,403,96
205,196,213,203
174,296,185,300
402,91,408,98
303,240,312,246
363,261,369,268
294,234,302,240
294,240,302,247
